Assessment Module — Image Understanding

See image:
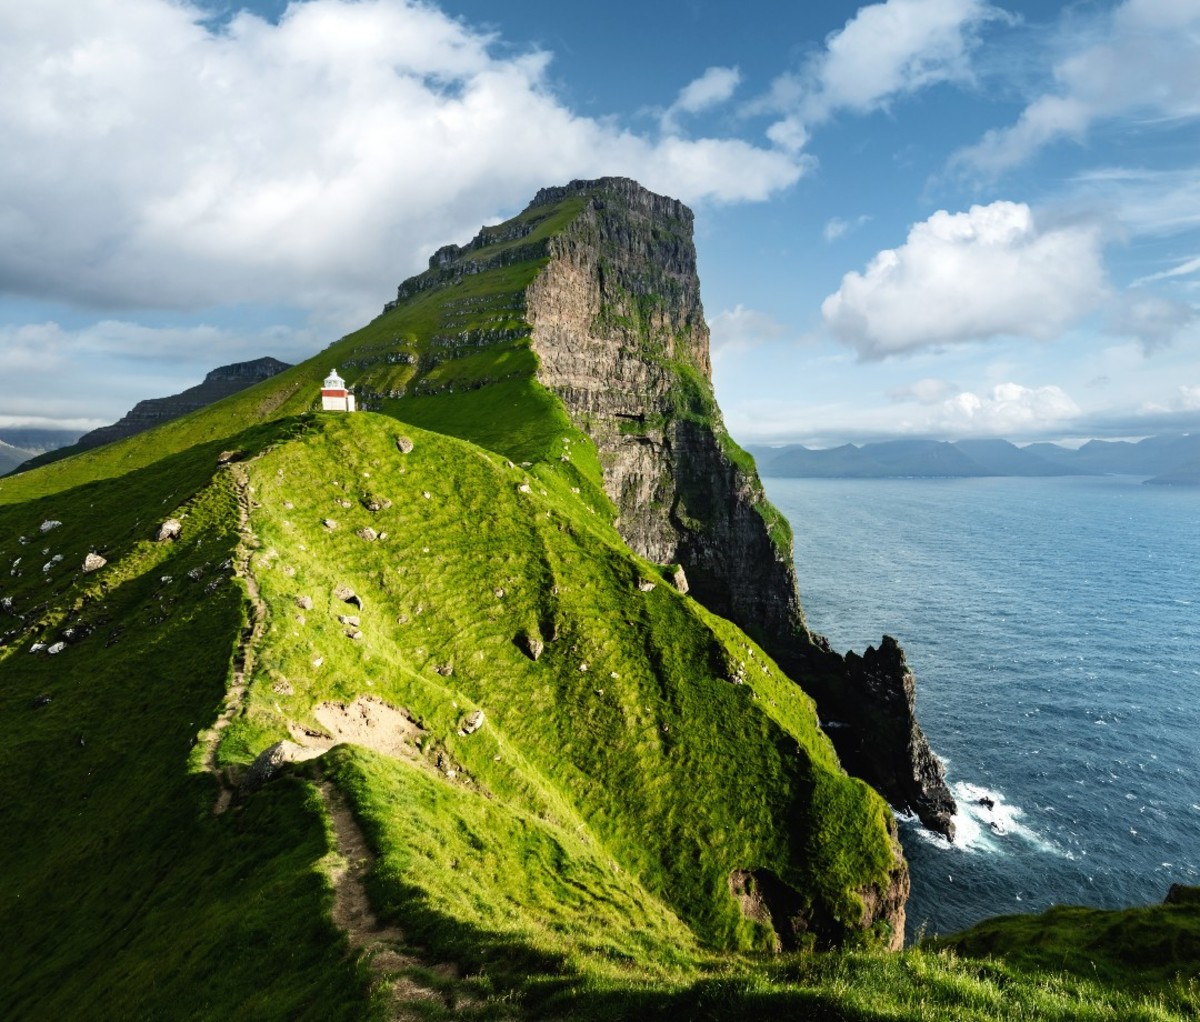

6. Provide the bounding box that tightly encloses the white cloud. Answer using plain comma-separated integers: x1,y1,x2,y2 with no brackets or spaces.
1133,254,1200,286
723,379,1083,444
708,304,790,356
954,0,1200,175
661,66,741,132
933,381,1081,435
0,0,804,325
821,201,1108,358
1067,167,1200,238
757,0,1004,147
823,214,872,242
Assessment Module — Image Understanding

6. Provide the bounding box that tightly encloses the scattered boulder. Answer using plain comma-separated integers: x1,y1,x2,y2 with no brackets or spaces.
459,709,485,735
216,450,243,465
29,642,46,653
395,436,414,454
241,740,318,793
155,518,182,542
322,518,338,530
517,482,531,494
296,595,313,610
518,633,545,661
494,587,505,599
361,494,391,512
47,642,66,655
637,580,655,592
31,694,52,708
355,527,378,542
333,584,363,609
271,679,295,696
435,663,454,677
40,520,62,533
82,552,107,573
338,614,360,627
187,566,205,581
346,629,363,641
671,565,689,594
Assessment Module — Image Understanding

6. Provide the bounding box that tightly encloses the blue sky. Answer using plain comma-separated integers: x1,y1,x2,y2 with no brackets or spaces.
1,0,1198,445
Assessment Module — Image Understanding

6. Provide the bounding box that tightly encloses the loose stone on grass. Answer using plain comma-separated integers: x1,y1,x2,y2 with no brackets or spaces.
82,553,107,573
458,709,485,736
395,436,414,454
155,519,182,542
333,584,363,609
517,632,544,661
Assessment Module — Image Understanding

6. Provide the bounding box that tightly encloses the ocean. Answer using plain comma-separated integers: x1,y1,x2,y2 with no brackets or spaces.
762,474,1200,941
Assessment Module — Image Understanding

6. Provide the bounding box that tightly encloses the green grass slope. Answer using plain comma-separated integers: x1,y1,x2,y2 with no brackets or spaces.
0,420,370,1020
3,182,1198,1020
224,413,896,951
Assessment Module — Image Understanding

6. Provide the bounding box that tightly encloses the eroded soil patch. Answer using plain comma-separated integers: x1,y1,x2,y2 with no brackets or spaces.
289,696,425,760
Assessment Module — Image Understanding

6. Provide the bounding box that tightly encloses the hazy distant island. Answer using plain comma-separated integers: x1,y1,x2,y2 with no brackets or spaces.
748,435,1200,485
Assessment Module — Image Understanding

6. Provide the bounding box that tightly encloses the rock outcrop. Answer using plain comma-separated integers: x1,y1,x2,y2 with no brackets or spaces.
519,178,955,838
35,357,292,463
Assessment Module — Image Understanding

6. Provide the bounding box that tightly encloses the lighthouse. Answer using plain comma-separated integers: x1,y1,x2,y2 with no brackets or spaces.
321,369,356,412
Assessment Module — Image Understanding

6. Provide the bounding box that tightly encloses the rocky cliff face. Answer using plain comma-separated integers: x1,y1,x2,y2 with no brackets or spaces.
522,178,955,839
73,357,292,452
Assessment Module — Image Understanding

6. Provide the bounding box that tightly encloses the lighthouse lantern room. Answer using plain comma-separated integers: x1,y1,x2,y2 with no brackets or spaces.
321,369,356,412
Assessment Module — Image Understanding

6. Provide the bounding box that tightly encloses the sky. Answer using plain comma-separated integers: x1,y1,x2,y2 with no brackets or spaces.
1,0,1199,446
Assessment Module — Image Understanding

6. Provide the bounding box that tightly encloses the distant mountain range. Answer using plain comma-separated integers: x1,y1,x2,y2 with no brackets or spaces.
0,428,85,475
747,435,1200,485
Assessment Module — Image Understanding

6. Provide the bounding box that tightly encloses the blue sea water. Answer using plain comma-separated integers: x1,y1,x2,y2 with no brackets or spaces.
762,475,1200,941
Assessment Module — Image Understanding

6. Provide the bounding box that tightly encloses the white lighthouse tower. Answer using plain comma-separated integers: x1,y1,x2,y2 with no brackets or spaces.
321,369,356,412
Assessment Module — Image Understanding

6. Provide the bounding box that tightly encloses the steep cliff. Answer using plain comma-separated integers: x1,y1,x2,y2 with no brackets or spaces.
518,179,954,837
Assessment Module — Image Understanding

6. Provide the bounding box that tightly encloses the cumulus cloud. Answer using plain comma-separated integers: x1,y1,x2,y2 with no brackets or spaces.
821,201,1108,358
933,382,1081,435
757,0,1005,150
661,66,742,132
0,0,803,324
953,0,1200,175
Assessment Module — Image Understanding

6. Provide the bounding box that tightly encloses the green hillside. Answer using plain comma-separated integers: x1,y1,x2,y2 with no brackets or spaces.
2,180,1197,1021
